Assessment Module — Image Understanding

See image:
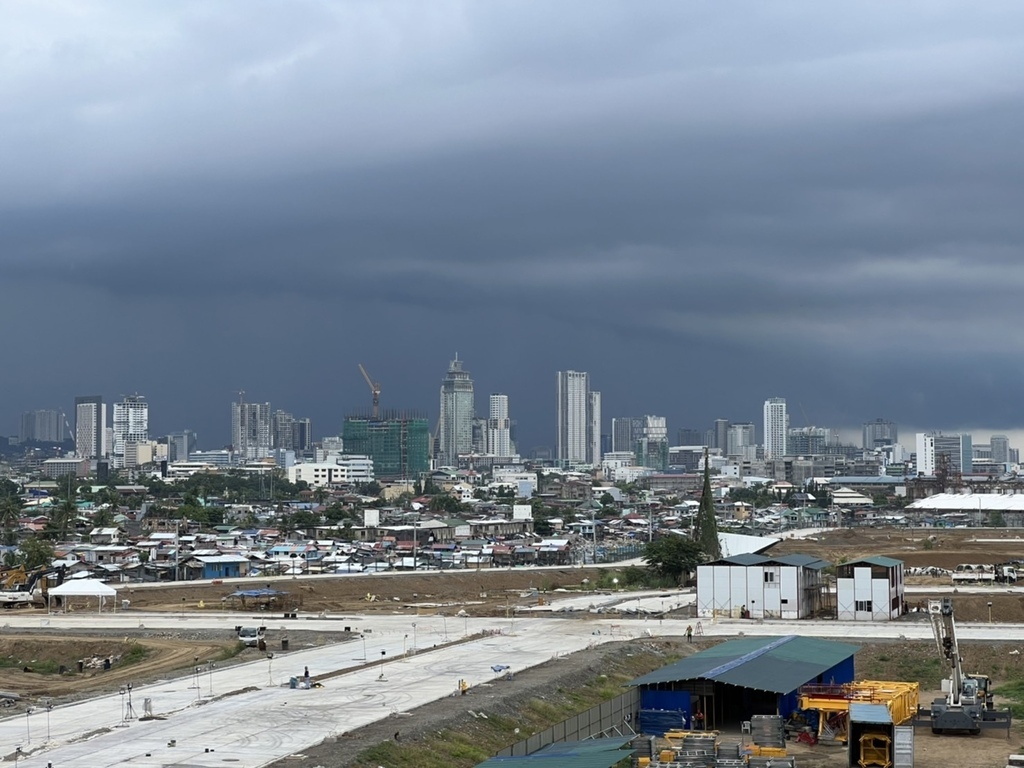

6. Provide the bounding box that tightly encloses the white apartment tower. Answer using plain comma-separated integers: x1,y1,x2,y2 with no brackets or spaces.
112,394,149,469
438,356,475,466
74,395,107,459
556,370,601,465
232,398,272,462
763,397,788,459
485,394,514,457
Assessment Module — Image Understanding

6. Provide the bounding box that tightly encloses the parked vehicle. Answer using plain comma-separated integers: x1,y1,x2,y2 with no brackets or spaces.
238,626,265,647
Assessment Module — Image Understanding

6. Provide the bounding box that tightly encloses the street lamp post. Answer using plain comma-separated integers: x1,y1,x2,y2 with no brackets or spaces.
412,622,417,653
43,699,53,742
988,601,993,623
442,615,449,642
378,650,387,681
25,707,32,743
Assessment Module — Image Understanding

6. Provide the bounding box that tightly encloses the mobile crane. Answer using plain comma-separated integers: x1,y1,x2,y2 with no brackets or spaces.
923,597,1011,734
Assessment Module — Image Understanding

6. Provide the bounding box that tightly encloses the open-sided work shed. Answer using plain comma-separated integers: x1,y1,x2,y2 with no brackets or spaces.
630,635,858,735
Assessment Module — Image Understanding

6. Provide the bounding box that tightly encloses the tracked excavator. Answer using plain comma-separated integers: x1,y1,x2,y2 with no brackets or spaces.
0,564,66,608
922,597,1011,734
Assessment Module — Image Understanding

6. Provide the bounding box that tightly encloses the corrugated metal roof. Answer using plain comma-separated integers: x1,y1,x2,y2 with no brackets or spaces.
475,737,631,768
850,702,892,724
708,554,831,570
848,556,903,568
907,493,1024,512
630,635,859,694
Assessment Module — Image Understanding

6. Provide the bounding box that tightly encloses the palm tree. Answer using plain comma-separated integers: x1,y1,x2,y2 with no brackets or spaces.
0,495,22,546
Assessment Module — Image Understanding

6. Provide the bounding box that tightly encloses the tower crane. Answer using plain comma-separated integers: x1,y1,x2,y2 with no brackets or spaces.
358,364,381,420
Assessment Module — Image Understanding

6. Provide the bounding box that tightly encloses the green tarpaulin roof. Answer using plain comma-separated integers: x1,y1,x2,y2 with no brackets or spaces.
630,635,859,693
475,737,632,768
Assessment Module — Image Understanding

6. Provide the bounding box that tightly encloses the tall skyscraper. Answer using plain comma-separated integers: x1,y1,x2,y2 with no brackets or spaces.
272,410,295,450
727,422,756,458
292,418,313,453
168,430,198,462
634,415,668,470
713,419,730,452
74,395,106,459
556,370,601,464
763,397,788,459
677,428,703,446
863,418,898,450
20,409,64,443
916,432,972,476
232,398,272,462
343,411,430,479
112,394,149,469
991,435,1011,465
438,357,474,466
485,394,514,457
611,417,644,454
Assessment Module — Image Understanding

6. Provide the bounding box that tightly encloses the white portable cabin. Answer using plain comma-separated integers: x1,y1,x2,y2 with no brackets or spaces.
696,553,830,620
836,556,904,621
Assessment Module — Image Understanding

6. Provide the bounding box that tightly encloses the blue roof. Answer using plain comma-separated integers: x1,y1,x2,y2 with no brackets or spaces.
630,635,858,693
850,703,892,724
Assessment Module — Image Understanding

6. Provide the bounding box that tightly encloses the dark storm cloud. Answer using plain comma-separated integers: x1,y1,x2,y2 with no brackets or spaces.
4,1,1024,446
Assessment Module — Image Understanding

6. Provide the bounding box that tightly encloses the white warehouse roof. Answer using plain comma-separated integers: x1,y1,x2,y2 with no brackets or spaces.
906,493,1024,512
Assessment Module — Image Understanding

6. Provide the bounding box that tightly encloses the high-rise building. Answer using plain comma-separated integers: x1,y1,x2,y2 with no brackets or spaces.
713,419,730,452
726,422,756,458
20,409,64,443
634,415,669,470
438,357,474,466
74,396,106,459
343,411,430,479
292,418,312,453
168,430,198,462
232,398,272,462
863,419,898,450
112,394,149,469
763,398,788,459
485,394,514,457
272,410,295,450
556,370,601,464
611,417,644,454
787,426,836,456
991,435,1011,465
916,432,972,476
677,428,703,446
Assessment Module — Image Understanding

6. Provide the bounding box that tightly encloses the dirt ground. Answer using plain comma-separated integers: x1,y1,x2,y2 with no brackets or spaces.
264,637,1024,768
0,627,352,706
113,567,607,616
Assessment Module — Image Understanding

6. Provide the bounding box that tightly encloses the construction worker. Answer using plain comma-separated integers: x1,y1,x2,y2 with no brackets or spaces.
686,625,693,643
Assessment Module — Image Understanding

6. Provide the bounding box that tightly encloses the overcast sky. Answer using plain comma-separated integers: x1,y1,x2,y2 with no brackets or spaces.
4,1,1024,452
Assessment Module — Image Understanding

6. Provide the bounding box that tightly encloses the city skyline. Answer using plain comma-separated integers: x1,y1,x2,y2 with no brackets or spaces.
4,4,1024,452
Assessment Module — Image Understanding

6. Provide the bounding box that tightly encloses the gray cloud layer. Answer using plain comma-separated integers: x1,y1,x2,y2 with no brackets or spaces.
4,2,1024,448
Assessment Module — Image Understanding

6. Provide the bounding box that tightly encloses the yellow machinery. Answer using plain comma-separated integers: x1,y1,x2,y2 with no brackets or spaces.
798,681,920,743
858,732,892,768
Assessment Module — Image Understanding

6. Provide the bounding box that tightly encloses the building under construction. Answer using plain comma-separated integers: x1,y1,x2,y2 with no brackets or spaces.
342,410,430,480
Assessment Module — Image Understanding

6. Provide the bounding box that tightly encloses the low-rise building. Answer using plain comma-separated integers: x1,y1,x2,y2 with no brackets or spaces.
836,556,905,621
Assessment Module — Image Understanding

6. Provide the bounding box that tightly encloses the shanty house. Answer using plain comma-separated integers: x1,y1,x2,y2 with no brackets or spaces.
836,556,905,621
630,635,858,735
696,553,830,620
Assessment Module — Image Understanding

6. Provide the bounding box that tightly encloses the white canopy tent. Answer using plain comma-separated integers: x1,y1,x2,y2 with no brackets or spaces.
47,579,118,614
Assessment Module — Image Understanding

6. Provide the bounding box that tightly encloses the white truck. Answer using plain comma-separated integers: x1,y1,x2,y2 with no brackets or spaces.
952,564,996,585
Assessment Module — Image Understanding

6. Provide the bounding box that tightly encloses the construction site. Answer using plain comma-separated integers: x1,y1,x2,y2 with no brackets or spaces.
1,528,1024,767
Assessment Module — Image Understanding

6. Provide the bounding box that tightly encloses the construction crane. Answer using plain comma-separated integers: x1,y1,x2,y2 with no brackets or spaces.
358,364,381,420
923,598,1011,734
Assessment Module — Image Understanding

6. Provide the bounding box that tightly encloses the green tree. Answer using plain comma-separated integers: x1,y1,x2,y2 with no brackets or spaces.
18,537,55,570
643,535,704,584
0,495,22,546
693,448,721,559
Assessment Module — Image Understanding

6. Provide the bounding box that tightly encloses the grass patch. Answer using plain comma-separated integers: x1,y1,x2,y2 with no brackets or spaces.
995,680,1024,719
119,643,151,666
348,645,681,768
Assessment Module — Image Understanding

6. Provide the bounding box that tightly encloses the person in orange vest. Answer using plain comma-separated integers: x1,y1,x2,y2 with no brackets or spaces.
693,708,705,730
